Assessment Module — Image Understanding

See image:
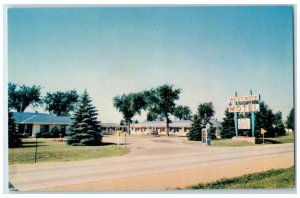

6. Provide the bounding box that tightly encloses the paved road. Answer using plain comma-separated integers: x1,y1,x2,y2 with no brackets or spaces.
9,136,294,191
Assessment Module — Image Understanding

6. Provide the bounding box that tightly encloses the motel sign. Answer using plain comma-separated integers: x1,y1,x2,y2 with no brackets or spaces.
228,104,260,113
229,91,260,137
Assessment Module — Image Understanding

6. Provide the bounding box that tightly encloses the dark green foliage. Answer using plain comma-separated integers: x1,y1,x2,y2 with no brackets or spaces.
197,102,215,125
255,101,275,137
146,111,164,121
144,84,181,136
187,102,215,141
65,90,102,146
221,108,235,138
8,82,41,112
113,92,147,134
43,90,78,116
120,119,125,126
273,111,286,136
36,126,64,138
186,166,294,189
174,105,192,120
8,110,22,148
286,108,294,131
187,115,202,141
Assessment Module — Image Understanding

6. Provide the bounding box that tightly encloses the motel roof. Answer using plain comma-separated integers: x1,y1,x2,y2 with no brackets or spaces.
12,112,71,124
101,123,122,128
133,119,222,128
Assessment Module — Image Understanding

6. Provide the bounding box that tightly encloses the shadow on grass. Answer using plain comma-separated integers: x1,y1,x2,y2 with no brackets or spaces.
101,142,131,146
21,141,48,148
257,139,282,144
21,145,48,148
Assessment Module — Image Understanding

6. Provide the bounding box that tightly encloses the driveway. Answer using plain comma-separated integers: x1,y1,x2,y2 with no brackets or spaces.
9,135,294,191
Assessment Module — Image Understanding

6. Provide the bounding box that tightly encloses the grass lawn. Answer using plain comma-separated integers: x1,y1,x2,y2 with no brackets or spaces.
184,166,294,189
184,133,294,147
9,138,130,165
211,139,255,147
262,133,294,144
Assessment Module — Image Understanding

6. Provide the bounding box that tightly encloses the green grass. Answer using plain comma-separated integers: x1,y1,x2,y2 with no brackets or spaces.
9,138,130,165
211,139,255,147
183,166,294,189
262,133,294,144
182,140,203,144
207,133,294,147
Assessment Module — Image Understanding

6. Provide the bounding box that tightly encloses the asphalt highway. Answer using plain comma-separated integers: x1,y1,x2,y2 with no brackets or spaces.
9,136,294,191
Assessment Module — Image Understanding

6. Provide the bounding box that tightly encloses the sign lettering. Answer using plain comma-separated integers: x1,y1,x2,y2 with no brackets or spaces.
229,95,259,103
238,118,251,129
228,104,260,113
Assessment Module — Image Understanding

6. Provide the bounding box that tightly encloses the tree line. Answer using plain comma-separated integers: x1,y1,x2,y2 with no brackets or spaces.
113,84,192,136
221,101,294,138
8,82,294,147
8,82,79,116
8,82,101,147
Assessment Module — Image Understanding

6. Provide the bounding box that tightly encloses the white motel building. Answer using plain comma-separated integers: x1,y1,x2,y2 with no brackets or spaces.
130,119,222,137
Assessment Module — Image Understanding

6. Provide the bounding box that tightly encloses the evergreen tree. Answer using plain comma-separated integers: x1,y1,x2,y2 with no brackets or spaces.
273,111,286,136
255,101,275,137
187,102,215,141
220,108,235,138
8,110,21,148
65,90,102,146
286,108,294,131
187,115,202,141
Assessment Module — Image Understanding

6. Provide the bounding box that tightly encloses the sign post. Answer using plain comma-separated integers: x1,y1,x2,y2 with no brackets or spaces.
228,91,260,138
250,90,255,137
260,128,267,144
124,132,127,148
115,130,121,148
34,135,38,163
234,92,238,136
206,123,211,146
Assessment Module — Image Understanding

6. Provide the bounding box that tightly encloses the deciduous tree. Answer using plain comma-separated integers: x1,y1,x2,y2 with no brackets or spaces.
113,92,147,135
145,84,181,136
43,90,78,116
8,82,41,112
174,105,192,120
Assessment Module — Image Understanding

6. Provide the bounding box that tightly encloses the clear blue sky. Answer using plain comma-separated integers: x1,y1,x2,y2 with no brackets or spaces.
7,6,294,123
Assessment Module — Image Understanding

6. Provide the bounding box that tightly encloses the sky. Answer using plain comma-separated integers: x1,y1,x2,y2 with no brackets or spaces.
7,6,294,123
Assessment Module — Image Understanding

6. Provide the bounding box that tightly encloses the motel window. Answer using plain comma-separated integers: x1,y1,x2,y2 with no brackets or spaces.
61,125,66,133
40,125,49,133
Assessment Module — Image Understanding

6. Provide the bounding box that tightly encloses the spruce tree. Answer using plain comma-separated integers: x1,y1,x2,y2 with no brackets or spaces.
8,110,21,148
220,108,235,138
187,102,215,141
255,101,275,137
65,90,102,146
273,111,286,136
187,115,202,141
286,108,294,131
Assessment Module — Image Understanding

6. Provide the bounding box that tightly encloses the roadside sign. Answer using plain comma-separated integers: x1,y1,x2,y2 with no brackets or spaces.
238,118,250,130
115,130,122,147
260,128,267,145
260,128,267,134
